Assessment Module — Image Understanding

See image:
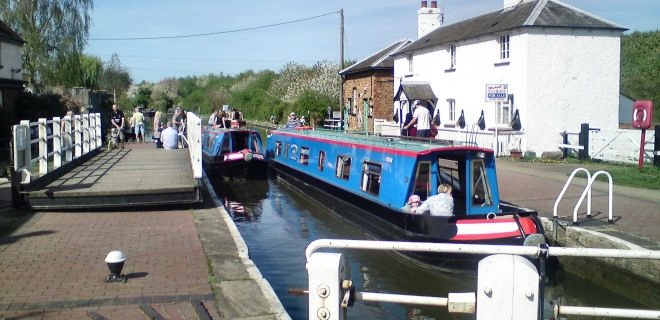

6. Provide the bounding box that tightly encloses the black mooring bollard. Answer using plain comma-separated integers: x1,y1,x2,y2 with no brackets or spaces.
578,123,589,160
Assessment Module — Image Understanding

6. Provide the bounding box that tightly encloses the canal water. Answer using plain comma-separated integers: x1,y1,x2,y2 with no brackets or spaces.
205,127,648,320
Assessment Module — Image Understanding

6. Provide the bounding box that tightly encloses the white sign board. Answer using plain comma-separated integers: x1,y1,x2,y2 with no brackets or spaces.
485,84,508,102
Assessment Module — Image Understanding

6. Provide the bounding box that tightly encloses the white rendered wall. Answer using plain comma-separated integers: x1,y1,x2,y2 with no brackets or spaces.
393,28,622,155
0,42,24,80
525,28,621,154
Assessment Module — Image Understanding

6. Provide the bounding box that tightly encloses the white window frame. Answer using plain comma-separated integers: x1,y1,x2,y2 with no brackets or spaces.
496,94,514,125
448,99,455,122
407,54,413,73
449,44,456,68
498,34,510,61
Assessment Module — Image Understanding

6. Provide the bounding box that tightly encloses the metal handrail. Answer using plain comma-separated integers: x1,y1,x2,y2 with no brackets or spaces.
572,170,614,224
553,168,592,221
305,239,660,261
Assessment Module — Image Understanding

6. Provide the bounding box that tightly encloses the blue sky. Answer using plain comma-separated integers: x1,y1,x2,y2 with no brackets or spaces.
85,0,659,83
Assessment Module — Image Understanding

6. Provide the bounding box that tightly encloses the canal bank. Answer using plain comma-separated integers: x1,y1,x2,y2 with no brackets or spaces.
0,173,289,319
496,159,660,307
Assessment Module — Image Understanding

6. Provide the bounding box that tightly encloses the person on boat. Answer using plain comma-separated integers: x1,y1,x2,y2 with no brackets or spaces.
300,116,306,126
417,184,454,216
161,121,179,150
284,112,301,129
221,111,231,128
401,194,422,214
403,100,431,138
208,109,218,127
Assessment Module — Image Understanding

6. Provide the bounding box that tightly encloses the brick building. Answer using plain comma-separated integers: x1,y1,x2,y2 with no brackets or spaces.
339,39,410,133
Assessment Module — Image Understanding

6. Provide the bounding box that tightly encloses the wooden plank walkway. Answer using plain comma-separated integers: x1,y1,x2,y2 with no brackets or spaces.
22,143,201,209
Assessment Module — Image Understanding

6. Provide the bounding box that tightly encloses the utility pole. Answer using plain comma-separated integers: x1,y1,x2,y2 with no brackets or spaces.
339,8,344,131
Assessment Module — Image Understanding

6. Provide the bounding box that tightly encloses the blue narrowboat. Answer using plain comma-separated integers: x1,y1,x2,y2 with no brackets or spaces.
201,127,266,176
266,129,545,247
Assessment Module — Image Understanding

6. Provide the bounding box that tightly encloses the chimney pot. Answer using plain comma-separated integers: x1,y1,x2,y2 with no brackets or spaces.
431,1,437,8
421,1,427,8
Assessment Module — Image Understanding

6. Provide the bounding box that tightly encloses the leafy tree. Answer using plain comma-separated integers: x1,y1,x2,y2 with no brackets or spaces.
98,53,132,98
293,89,336,126
0,0,93,90
621,30,660,122
79,54,103,89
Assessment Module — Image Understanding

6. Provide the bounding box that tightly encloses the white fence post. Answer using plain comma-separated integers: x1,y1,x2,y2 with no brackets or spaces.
53,117,62,169
307,252,346,320
64,116,73,162
82,114,90,154
95,113,102,147
38,118,48,175
74,115,82,158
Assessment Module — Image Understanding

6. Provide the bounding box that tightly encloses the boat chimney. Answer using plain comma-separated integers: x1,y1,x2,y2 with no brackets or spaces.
418,0,443,38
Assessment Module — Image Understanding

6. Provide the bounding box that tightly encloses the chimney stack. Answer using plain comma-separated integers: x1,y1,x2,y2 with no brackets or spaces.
418,0,443,38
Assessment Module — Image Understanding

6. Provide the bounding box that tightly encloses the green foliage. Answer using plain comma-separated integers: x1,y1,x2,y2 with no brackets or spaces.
98,53,132,98
621,30,660,122
0,0,93,90
293,90,336,126
133,86,152,108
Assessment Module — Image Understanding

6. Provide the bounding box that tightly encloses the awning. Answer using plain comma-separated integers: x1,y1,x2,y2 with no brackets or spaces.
394,81,437,103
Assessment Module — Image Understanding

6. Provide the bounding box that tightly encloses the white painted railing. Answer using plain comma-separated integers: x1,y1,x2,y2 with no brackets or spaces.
182,112,202,179
306,239,660,320
12,113,102,184
552,168,613,225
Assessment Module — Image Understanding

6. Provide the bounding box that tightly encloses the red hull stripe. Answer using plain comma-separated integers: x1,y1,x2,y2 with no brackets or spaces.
451,231,523,241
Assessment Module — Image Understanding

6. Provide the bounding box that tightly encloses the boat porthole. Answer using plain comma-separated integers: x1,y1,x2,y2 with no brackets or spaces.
486,212,496,220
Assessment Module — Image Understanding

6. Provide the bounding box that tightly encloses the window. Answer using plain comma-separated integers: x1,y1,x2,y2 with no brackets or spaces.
317,151,325,171
448,99,455,122
407,54,413,73
499,35,510,60
449,44,456,68
335,155,351,180
437,158,461,193
275,141,282,157
299,147,310,165
285,143,289,158
472,159,492,206
413,162,431,200
352,88,358,115
496,94,514,125
361,162,382,195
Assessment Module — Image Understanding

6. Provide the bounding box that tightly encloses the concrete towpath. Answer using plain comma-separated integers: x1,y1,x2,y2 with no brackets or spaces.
496,159,660,249
0,143,289,319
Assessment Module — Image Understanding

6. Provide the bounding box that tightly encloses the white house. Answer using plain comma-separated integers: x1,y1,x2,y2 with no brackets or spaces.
392,0,627,156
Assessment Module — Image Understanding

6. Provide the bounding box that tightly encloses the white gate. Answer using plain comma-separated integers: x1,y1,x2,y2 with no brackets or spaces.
589,128,655,164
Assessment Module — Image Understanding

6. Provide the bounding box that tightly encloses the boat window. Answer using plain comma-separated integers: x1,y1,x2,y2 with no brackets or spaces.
250,133,261,153
413,162,431,200
221,136,230,154
317,151,325,171
232,132,249,151
361,161,381,195
275,141,282,157
472,159,492,206
299,147,310,165
437,158,462,193
285,143,289,158
335,155,351,180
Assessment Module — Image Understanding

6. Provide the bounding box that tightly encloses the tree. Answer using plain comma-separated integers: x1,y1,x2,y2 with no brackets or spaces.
620,30,660,122
98,53,132,98
79,54,103,89
0,0,93,90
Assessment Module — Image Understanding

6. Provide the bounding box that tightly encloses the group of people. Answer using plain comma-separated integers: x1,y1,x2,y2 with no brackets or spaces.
402,183,454,216
402,100,435,138
110,104,186,150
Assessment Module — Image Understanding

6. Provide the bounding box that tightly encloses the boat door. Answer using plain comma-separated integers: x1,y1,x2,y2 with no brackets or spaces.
412,161,432,200
249,131,262,153
466,156,499,215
